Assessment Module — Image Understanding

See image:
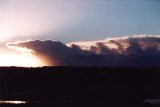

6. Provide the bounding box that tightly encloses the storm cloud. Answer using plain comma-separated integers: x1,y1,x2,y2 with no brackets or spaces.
8,35,160,67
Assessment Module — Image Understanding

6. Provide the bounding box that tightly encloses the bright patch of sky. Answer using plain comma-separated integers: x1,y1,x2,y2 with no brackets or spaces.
0,0,160,42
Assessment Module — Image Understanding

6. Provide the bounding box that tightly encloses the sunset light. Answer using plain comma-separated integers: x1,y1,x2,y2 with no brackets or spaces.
0,1,160,107
0,53,43,67
0,0,159,67
0,29,14,42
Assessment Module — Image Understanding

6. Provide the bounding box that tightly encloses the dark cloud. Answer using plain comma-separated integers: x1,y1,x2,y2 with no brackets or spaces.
8,35,160,67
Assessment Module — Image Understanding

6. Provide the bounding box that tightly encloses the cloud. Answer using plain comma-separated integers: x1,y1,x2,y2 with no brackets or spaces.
7,35,160,67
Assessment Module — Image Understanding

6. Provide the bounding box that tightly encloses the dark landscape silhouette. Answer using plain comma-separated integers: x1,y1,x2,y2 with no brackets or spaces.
0,67,160,107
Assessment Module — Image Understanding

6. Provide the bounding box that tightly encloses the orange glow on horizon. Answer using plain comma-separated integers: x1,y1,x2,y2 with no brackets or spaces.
0,53,44,67
0,45,46,67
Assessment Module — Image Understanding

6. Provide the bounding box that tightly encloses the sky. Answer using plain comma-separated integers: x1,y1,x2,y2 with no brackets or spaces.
0,0,160,42
0,0,160,67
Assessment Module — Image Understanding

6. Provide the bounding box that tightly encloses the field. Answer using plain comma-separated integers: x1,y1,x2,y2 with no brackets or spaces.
0,67,160,107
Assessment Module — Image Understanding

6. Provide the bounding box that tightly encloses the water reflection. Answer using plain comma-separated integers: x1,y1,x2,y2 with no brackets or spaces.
144,99,160,105
0,100,28,104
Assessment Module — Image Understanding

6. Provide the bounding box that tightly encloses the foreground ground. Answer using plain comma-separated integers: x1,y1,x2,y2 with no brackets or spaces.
0,67,160,107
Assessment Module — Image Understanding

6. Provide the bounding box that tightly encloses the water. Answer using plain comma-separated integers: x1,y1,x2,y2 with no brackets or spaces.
0,100,28,104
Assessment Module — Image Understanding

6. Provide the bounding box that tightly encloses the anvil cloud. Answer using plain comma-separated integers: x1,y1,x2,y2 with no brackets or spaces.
8,35,160,67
